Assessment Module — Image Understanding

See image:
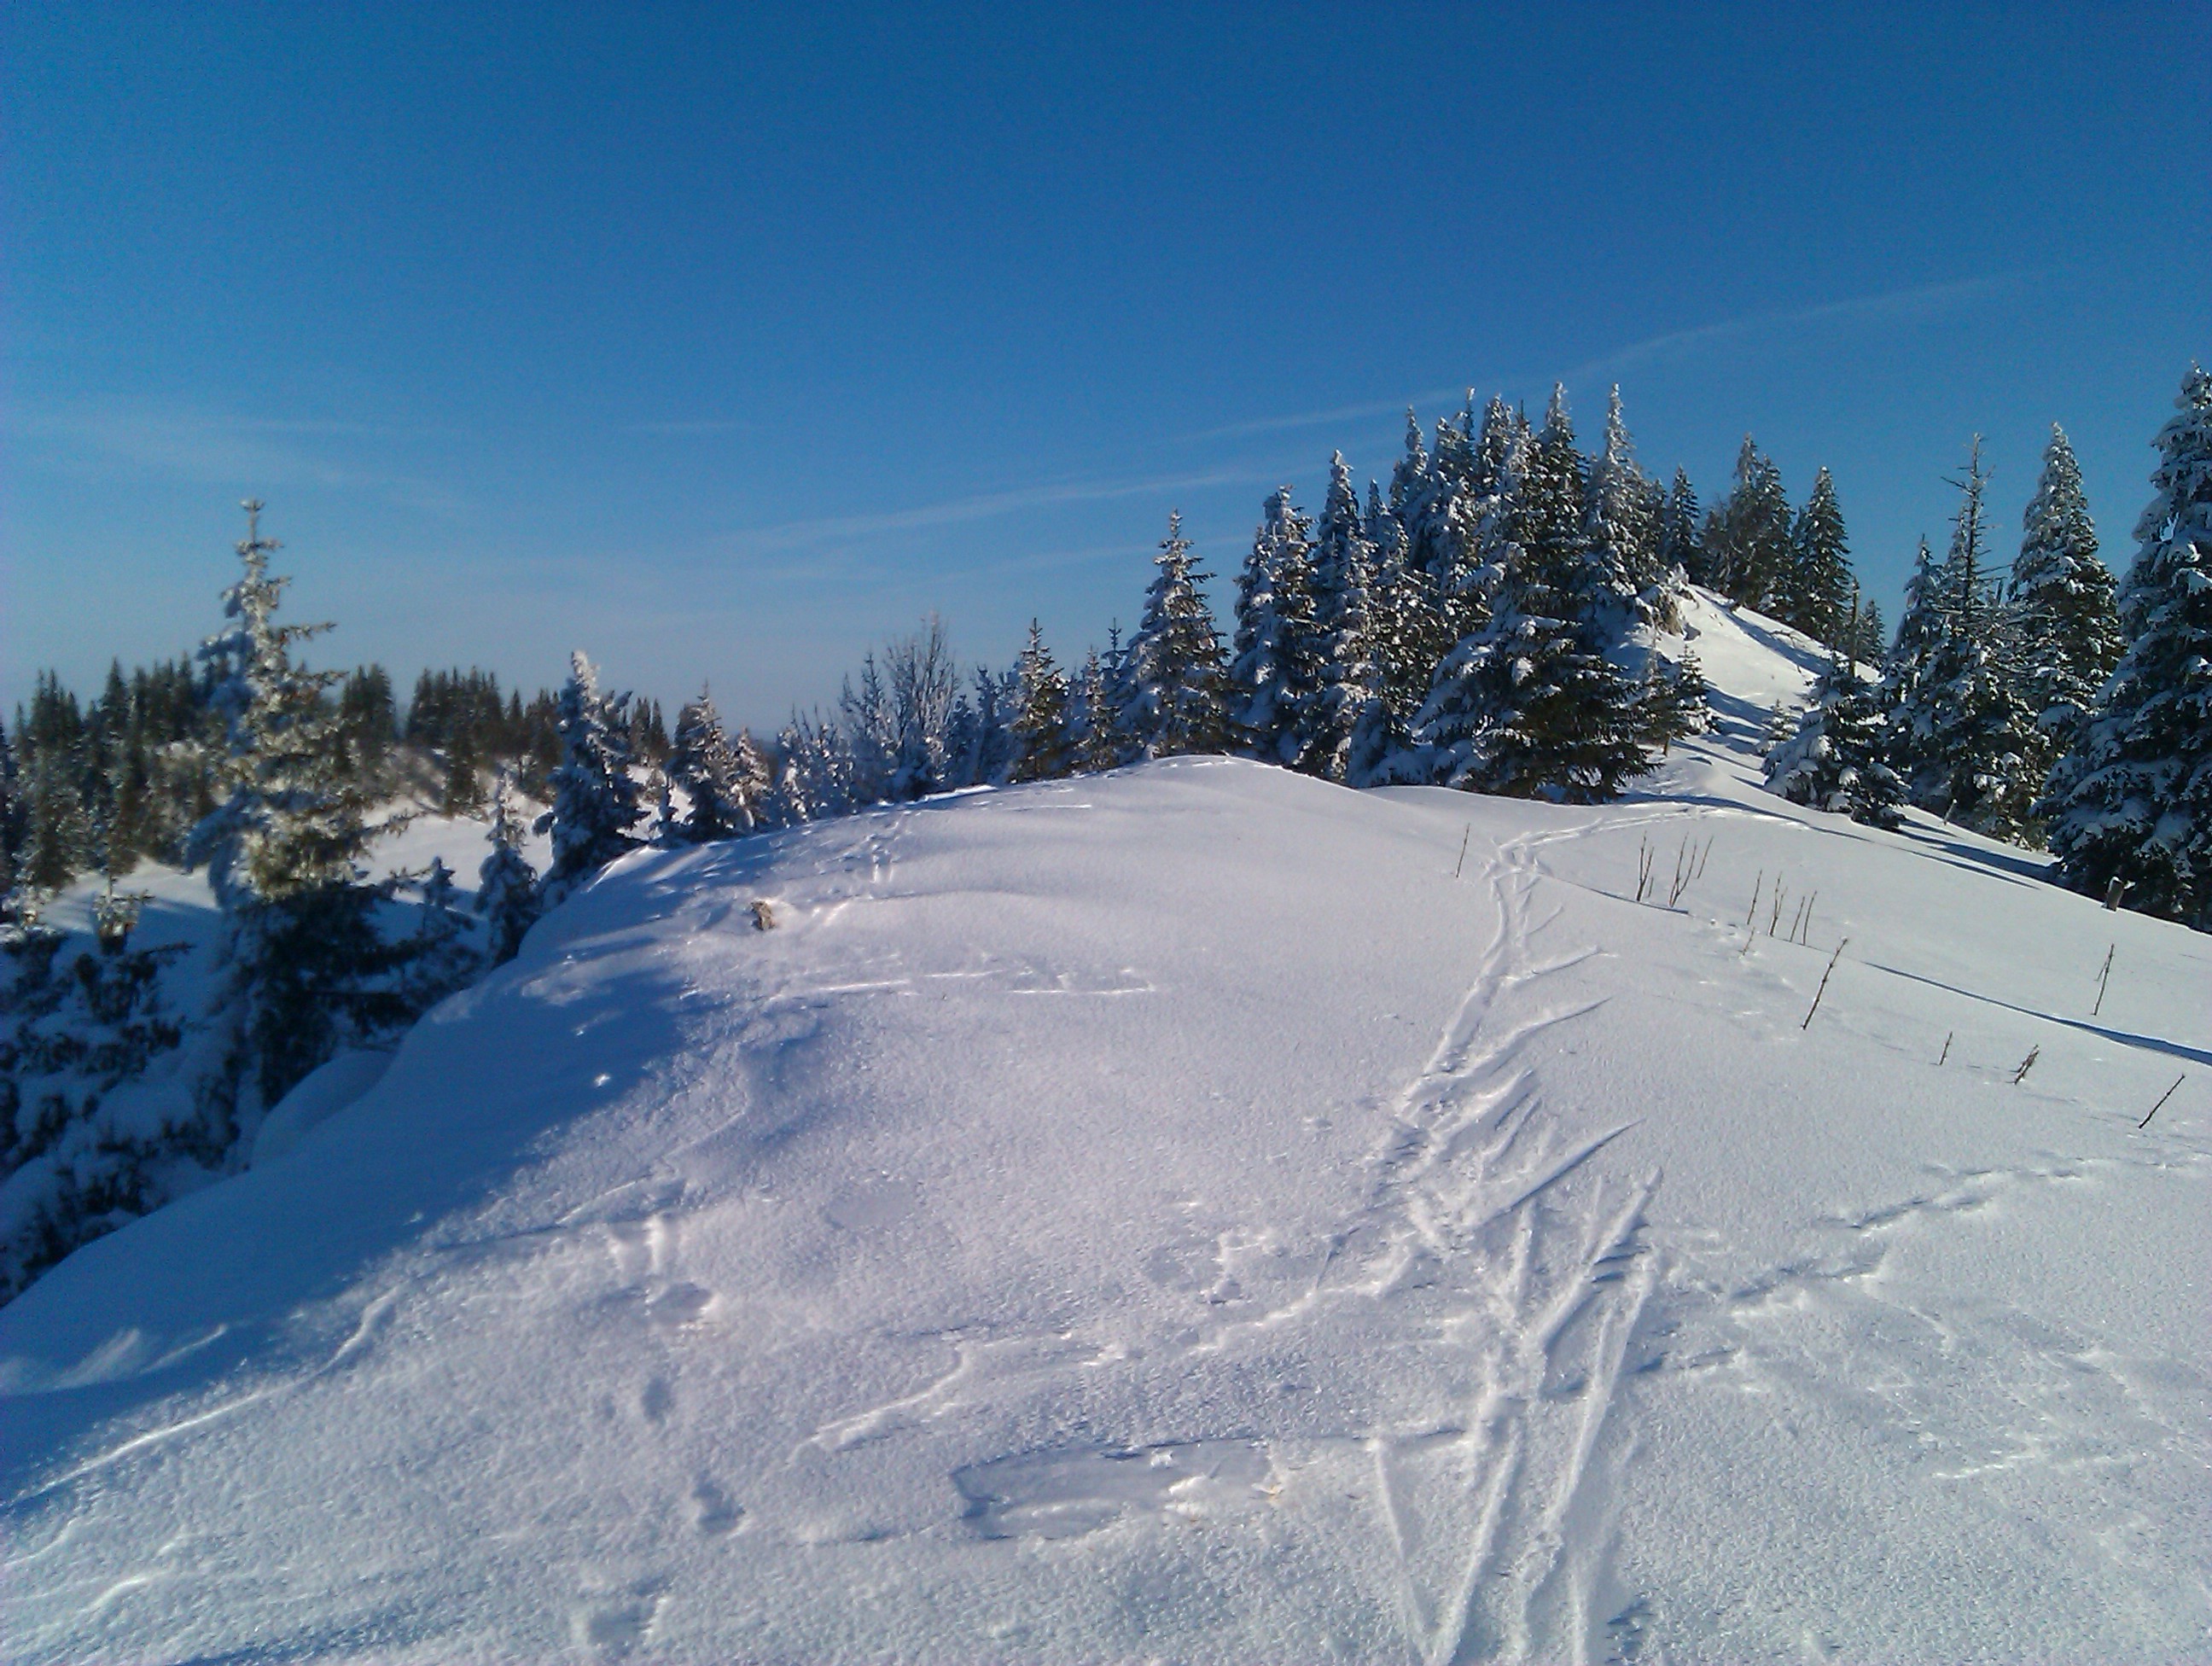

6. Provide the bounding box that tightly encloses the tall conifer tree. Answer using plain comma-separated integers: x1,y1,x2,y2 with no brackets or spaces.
2043,365,2212,926
1228,488,1320,766
1897,443,2042,837
1309,453,1388,783
476,771,541,965
1658,469,1704,587
1581,385,1660,628
535,651,643,886
667,690,749,841
188,503,414,1111
1788,467,1855,647
1406,417,1650,801
1009,620,1071,783
1066,649,1122,774
1119,512,1230,760
1703,438,1793,611
2010,425,2124,756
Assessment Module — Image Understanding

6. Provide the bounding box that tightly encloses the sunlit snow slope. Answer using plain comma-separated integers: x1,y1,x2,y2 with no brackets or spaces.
3,593,2208,1664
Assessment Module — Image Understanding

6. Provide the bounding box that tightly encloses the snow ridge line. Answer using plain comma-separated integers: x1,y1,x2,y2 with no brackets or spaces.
1358,840,1658,1666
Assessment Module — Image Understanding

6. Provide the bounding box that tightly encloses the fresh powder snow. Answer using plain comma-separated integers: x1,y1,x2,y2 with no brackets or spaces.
2,592,2205,1663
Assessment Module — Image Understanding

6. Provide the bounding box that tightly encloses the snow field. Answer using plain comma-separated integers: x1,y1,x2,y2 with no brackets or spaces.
0,594,2205,1663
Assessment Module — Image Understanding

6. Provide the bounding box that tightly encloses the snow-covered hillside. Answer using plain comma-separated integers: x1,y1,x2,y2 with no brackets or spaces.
3,594,2206,1664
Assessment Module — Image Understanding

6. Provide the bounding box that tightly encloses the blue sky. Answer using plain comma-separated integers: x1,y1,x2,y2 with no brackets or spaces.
5,3,2206,731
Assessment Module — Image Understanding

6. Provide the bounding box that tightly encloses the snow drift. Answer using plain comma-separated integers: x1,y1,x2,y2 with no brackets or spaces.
2,595,2206,1663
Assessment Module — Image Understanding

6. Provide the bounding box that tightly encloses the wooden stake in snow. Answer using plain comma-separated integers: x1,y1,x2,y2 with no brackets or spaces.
1455,824,1470,880
1801,938,1848,1030
2093,944,2115,1017
2139,1075,2184,1130
2011,1046,2040,1086
1937,1030,1953,1066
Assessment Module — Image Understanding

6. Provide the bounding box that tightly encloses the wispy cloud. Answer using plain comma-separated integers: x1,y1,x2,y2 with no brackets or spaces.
1177,272,2034,451
1562,271,2029,385
5,397,471,516
624,419,748,436
1174,388,1474,446
716,463,1279,560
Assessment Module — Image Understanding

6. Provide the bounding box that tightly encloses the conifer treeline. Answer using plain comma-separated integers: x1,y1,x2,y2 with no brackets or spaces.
0,661,675,892
8,370,2205,935
3,368,2208,1303
1769,365,2209,939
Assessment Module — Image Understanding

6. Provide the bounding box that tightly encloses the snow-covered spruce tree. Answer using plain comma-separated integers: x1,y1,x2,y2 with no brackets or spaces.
0,722,18,896
1118,512,1231,760
667,690,749,842
1364,477,1439,736
475,771,540,965
1581,385,1662,631
728,726,775,826
533,650,643,891
15,730,91,895
0,907,193,1302
1009,620,1071,783
1657,468,1704,589
1897,443,2044,838
1702,437,1793,611
1765,659,1905,827
1883,537,1947,736
1524,385,1589,586
1397,408,1488,647
1377,419,1453,714
2010,425,2124,765
188,502,417,1118
1309,452,1390,783
1636,652,1713,756
1406,413,1651,801
2042,364,2212,927
1788,467,1855,648
1065,648,1123,774
1389,420,1533,786
403,856,480,1007
1840,590,1886,668
1228,486,1321,767
1456,398,1524,620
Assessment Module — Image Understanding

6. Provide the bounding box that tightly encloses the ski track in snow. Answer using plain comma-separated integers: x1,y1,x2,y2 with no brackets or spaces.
4,597,2206,1663
1343,836,1658,1666
770,827,1662,1666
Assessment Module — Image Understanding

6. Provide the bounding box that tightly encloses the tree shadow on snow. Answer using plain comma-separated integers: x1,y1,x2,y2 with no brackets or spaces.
0,835,794,1503
1862,959,2212,1069
1886,818,2055,889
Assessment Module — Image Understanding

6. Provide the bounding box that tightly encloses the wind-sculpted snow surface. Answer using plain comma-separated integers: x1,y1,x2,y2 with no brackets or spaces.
2,594,2208,1662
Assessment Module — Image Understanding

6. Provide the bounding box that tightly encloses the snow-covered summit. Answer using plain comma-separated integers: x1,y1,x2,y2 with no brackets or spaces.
2,592,2206,1663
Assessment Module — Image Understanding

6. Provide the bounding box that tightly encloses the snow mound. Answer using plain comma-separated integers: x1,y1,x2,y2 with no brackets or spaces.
2,621,2207,1663
250,1048,395,1167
